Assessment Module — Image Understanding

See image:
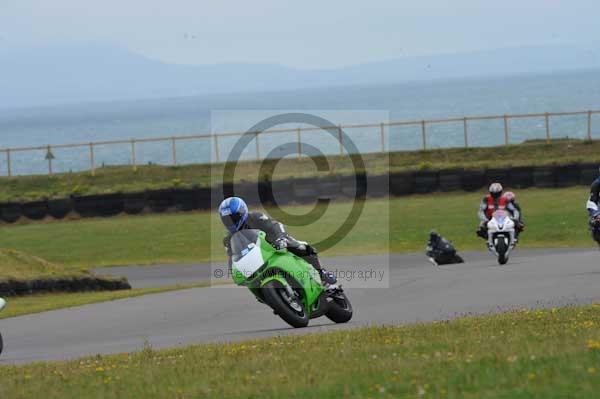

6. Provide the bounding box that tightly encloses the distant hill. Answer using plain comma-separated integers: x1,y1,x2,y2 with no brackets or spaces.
1,43,600,108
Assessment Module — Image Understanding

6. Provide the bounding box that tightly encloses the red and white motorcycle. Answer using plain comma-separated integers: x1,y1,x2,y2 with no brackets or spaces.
486,210,517,265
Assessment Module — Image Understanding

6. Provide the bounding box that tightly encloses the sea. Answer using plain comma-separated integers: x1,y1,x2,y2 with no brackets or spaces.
1,68,600,176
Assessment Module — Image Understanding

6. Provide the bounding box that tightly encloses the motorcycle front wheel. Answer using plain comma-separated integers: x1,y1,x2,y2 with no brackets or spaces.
263,280,309,328
496,239,509,265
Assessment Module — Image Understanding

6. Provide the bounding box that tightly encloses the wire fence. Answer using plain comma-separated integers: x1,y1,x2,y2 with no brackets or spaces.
1,109,599,176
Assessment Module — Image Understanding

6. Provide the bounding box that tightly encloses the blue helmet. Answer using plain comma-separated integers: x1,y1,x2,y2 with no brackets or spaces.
218,197,249,233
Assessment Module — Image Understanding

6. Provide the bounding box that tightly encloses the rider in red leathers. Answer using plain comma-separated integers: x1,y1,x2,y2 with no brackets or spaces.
477,183,524,241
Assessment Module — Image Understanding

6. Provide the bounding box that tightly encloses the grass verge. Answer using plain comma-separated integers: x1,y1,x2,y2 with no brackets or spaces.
1,139,599,202
1,304,600,398
0,186,593,270
0,282,210,320
0,248,129,297
0,249,84,280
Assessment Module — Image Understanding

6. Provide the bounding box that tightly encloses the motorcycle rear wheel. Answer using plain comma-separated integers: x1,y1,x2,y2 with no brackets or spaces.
0,332,3,356
325,291,353,323
263,280,309,328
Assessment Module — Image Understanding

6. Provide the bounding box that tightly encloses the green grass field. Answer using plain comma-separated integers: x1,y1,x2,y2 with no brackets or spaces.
1,139,599,202
1,304,599,398
0,186,592,270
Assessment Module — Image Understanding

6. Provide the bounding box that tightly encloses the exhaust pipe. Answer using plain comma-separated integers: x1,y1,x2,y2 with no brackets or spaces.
0,297,5,311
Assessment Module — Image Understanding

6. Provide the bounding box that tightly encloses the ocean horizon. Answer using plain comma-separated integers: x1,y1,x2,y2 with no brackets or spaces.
1,69,599,175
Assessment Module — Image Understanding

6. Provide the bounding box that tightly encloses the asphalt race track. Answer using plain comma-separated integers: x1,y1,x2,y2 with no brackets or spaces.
2,248,599,364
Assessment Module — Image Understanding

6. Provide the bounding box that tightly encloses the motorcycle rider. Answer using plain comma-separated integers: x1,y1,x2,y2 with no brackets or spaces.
218,196,338,288
502,191,524,226
586,167,600,244
477,183,524,242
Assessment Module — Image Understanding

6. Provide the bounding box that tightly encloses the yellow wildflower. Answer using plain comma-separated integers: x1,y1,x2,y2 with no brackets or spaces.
587,339,600,350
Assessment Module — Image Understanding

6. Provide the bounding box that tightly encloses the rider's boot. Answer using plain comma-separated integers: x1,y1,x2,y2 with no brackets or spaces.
319,269,338,290
476,226,487,239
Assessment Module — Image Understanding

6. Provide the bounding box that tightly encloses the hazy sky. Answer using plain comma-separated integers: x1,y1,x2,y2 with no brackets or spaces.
1,0,598,68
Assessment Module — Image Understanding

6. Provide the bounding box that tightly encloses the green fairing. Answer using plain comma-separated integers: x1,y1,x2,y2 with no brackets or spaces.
231,231,324,315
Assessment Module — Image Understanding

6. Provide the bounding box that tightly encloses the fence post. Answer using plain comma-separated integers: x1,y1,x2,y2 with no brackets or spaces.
255,132,260,160
503,115,509,145
171,137,177,166
421,120,427,150
131,139,137,171
46,145,53,175
463,117,469,148
89,143,95,176
296,128,302,159
380,123,385,153
588,110,593,141
338,125,344,155
6,149,11,177
544,112,551,143
214,135,220,163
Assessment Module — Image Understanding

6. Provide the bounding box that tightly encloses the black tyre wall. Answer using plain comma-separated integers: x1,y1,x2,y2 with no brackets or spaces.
555,165,581,187
0,203,21,223
579,163,598,186
414,171,439,194
365,174,388,197
461,170,485,191
533,166,556,188
292,178,319,203
172,189,198,212
47,198,73,219
485,168,511,187
510,167,535,188
73,194,124,217
123,192,146,215
438,169,463,192
389,172,414,196
21,201,48,220
196,187,212,210
146,190,173,212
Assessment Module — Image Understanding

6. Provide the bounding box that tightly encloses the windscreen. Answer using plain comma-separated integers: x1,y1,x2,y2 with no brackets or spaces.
493,210,507,221
230,229,261,262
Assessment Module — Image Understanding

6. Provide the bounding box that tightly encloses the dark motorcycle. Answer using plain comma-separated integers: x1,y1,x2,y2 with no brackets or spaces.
426,231,464,266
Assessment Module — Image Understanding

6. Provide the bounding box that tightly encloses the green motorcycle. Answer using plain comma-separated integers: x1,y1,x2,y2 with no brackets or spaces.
230,229,353,328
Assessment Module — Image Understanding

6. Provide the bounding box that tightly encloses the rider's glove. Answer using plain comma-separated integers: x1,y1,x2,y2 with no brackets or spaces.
223,236,232,256
273,236,288,250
